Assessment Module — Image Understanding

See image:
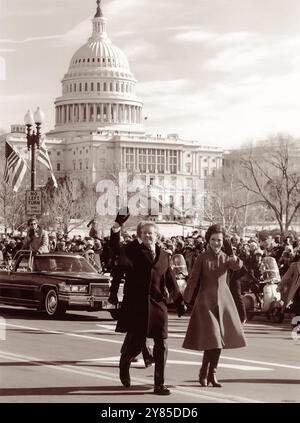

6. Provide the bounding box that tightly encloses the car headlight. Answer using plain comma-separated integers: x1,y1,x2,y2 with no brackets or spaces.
58,282,88,293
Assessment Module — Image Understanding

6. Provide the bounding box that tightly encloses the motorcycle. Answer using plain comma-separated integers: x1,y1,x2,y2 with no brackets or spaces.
242,256,284,323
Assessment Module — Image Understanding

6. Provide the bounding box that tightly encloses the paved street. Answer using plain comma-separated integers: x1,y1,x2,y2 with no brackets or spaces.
0,306,299,404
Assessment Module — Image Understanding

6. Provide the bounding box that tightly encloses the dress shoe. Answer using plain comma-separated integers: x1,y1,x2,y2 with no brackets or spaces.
119,362,131,387
199,375,208,387
144,356,154,368
153,385,171,395
198,365,209,387
207,371,222,387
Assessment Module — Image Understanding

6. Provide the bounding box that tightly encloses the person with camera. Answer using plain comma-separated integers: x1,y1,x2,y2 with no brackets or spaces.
22,218,49,254
110,208,186,395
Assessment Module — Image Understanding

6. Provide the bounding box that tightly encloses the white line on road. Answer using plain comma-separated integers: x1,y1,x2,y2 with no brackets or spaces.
0,350,259,403
79,356,272,371
5,322,300,371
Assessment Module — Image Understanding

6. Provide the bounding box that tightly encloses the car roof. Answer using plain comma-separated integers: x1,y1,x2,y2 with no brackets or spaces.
34,253,83,258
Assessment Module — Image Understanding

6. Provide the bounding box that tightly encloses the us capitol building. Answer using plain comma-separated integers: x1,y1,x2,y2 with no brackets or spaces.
1,1,223,221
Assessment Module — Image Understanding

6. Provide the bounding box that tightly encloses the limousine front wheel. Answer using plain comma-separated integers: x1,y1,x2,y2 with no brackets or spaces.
44,289,66,318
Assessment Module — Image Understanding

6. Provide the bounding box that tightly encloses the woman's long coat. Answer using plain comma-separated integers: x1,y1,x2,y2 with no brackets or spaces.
110,231,182,339
183,248,247,351
277,261,300,310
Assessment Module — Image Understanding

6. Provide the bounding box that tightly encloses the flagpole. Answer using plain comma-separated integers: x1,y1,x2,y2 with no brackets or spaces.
24,107,45,191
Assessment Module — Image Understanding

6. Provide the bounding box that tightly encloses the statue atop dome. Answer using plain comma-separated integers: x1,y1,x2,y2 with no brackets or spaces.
94,0,103,18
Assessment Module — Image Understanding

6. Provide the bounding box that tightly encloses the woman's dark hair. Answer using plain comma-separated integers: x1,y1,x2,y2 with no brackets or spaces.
27,217,38,226
205,224,226,243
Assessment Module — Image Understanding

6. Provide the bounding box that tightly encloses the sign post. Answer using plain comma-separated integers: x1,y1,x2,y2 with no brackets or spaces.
26,190,42,216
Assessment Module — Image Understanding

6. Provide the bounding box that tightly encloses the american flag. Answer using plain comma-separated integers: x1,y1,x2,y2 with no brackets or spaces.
38,137,58,188
3,141,27,192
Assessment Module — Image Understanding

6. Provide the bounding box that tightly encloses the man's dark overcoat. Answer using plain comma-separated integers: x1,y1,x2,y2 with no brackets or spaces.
110,231,181,339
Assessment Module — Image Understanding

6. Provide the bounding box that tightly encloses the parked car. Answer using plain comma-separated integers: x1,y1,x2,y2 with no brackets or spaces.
0,250,113,318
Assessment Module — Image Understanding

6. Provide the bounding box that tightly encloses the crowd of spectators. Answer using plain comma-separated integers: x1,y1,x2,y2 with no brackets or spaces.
1,223,300,276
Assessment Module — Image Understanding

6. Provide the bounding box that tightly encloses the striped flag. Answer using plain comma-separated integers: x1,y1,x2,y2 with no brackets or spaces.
3,141,27,192
38,137,58,188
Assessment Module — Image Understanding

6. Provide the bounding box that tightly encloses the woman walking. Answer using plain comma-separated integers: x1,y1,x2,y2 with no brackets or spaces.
182,224,247,387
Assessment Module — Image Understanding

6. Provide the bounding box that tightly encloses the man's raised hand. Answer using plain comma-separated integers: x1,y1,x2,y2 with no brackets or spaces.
115,207,130,226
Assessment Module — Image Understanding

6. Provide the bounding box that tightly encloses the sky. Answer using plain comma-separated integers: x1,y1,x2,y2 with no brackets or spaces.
0,0,300,148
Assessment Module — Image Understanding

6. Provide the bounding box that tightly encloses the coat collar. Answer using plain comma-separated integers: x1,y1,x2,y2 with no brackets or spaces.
206,245,222,258
140,243,160,264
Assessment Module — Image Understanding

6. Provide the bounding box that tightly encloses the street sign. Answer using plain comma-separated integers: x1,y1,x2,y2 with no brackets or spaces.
26,190,42,216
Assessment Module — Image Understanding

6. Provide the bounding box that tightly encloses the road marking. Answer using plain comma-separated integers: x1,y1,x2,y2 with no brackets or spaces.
79,356,271,371
5,322,300,371
0,350,261,403
168,347,300,371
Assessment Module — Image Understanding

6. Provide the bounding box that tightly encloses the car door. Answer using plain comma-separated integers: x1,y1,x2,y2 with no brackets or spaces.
0,264,14,304
7,254,39,307
0,255,38,307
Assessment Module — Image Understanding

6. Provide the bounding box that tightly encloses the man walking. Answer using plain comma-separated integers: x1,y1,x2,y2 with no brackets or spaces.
110,211,185,395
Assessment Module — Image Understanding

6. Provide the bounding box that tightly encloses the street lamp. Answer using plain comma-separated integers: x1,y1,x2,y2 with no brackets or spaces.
24,107,45,191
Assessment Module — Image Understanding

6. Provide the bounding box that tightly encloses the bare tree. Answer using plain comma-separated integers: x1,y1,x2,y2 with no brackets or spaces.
42,176,97,234
204,165,261,234
238,134,300,236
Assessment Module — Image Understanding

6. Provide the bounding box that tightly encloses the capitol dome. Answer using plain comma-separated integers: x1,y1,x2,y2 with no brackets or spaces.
52,0,144,134
69,36,131,72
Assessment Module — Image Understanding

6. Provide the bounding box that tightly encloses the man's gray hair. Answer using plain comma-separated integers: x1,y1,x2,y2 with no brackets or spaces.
140,221,160,235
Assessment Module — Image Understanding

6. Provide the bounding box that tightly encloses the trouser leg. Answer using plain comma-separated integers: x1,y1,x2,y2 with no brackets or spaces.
141,338,153,361
153,337,168,386
119,332,145,387
121,332,145,361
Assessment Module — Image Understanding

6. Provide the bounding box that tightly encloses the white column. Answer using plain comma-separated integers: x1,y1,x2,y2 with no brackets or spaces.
136,148,140,172
146,148,149,173
121,104,125,123
93,104,97,122
130,106,133,123
113,104,116,123
108,104,112,123
166,150,170,173
133,147,136,170
100,104,104,123
116,104,119,122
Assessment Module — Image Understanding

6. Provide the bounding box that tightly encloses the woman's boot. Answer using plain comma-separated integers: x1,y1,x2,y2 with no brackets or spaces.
199,350,210,387
207,348,222,387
